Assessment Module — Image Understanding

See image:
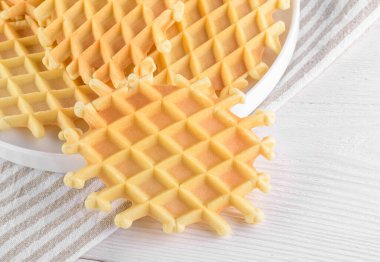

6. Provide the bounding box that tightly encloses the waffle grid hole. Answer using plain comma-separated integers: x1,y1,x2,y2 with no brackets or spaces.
192,143,226,170
0,80,10,97
42,74,69,90
212,7,233,33
28,94,50,112
214,162,249,190
56,91,77,108
4,58,28,76
115,153,146,180
196,42,217,71
13,75,40,94
140,136,174,163
164,196,191,218
163,157,201,184
0,41,17,59
92,134,122,159
186,176,221,204
134,171,168,198
119,116,151,144
214,127,256,155
0,98,21,116
239,13,260,40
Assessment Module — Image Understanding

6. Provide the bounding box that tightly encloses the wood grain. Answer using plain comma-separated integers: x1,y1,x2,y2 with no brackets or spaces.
82,20,380,262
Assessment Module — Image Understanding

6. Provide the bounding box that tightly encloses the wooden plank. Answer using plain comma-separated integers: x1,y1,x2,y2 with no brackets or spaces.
77,259,103,262
82,20,380,262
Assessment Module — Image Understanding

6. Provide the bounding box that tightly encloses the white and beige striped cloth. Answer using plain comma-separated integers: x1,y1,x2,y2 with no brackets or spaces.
1,1,380,261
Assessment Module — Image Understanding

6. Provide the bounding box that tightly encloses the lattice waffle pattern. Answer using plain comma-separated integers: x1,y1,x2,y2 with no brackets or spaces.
147,0,290,98
61,62,275,235
0,1,41,21
0,16,97,137
33,0,81,26
37,0,185,89
0,0,62,26
0,0,97,26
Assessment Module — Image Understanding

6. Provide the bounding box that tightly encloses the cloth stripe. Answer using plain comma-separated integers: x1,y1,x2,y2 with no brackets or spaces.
262,0,380,110
0,180,99,259
0,170,51,206
0,1,379,261
287,0,355,73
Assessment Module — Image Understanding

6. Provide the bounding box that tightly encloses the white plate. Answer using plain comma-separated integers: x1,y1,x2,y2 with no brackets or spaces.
0,0,300,173
232,0,300,117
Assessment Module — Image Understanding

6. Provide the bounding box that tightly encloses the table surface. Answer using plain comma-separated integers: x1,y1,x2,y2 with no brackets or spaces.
81,19,380,262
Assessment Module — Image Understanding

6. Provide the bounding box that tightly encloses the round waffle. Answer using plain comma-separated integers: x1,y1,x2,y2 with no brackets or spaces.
61,58,275,235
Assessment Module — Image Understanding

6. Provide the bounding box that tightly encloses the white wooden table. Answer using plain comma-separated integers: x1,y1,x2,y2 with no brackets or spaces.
81,19,380,262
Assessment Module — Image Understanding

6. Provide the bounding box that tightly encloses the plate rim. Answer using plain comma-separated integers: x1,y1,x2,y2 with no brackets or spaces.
231,0,300,117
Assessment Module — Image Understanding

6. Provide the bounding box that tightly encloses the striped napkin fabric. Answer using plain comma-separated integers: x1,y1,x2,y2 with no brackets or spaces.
1,1,380,261
262,0,380,111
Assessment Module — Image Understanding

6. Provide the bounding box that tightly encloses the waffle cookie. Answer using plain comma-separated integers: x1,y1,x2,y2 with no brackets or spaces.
89,0,289,97
61,59,275,235
152,0,289,97
1,0,92,26
0,0,40,21
37,0,185,90
0,16,97,138
0,0,52,25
